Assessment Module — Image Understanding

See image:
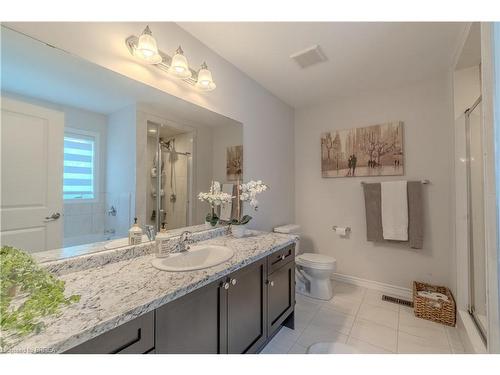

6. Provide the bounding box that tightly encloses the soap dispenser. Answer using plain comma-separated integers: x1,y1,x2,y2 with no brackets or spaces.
155,223,169,257
128,217,143,245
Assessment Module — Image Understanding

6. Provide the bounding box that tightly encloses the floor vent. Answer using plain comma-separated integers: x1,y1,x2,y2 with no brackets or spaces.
382,295,414,307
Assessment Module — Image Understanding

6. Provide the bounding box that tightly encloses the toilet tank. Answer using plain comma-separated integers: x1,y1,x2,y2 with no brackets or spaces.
274,224,301,255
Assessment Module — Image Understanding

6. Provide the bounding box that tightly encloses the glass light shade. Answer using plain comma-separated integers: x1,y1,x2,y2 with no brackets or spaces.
134,26,162,64
196,63,216,91
168,46,192,79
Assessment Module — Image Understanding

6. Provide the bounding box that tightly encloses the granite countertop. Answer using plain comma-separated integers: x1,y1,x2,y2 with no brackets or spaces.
2,231,297,353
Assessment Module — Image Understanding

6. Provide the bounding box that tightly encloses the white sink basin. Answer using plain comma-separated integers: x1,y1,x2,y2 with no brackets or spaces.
151,245,234,272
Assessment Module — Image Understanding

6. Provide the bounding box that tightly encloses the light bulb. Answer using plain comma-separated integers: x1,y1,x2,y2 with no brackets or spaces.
196,62,216,91
134,25,162,64
168,46,192,79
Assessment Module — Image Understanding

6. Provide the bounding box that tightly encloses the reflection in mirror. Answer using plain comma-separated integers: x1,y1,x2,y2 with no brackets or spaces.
0,26,242,262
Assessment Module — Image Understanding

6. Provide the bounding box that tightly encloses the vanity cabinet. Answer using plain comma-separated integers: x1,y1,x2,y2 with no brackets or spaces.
65,311,154,354
154,258,267,354
155,280,227,354
226,258,267,354
267,260,295,337
64,244,295,354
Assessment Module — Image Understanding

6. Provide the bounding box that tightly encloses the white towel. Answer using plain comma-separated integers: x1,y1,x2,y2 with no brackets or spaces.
381,181,408,241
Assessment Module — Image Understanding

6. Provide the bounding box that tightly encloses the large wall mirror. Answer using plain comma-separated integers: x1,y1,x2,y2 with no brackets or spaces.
0,26,243,262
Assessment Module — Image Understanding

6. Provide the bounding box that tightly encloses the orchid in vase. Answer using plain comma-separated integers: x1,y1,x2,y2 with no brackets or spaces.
198,181,233,227
232,179,268,237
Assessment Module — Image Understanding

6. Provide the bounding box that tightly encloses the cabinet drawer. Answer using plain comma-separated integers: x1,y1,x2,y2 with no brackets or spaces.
267,244,295,274
65,311,154,354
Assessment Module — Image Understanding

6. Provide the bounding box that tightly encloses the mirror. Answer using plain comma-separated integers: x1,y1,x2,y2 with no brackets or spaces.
0,26,243,262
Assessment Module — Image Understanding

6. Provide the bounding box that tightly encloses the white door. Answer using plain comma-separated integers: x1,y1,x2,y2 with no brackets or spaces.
1,96,64,253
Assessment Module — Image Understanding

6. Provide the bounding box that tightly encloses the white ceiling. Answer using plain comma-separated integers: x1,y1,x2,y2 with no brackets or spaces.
178,22,467,108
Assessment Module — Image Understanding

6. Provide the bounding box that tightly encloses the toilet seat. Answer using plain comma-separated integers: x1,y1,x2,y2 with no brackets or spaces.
296,253,336,270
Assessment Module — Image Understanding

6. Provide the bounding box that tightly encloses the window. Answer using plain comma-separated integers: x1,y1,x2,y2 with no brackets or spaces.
63,132,96,200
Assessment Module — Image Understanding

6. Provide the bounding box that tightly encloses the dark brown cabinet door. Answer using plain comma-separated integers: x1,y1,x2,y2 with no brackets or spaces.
65,311,155,354
155,279,227,354
267,261,295,337
226,258,267,354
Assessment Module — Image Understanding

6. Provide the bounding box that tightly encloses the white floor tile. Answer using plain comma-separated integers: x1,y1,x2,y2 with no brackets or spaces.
357,302,399,329
398,308,448,346
397,331,451,354
273,326,302,343
296,293,326,307
260,334,296,354
288,343,308,354
362,289,401,312
445,326,466,353
349,319,398,352
294,303,320,332
259,290,466,355
296,321,348,348
325,295,362,316
310,305,355,335
346,337,394,354
333,281,366,301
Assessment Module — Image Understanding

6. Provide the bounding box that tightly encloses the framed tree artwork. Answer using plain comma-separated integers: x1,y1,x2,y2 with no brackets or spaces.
321,121,404,178
227,145,243,181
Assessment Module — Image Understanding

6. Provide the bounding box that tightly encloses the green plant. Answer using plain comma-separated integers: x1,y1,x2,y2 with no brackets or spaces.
0,246,80,340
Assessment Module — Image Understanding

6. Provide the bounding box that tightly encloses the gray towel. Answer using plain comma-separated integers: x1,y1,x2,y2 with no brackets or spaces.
362,183,383,241
363,181,424,248
407,181,424,249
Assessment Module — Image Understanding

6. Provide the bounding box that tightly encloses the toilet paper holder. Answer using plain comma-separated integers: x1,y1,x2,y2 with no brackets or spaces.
332,226,351,234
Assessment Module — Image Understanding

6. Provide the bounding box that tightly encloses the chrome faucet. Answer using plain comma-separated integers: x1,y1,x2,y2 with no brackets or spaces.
144,225,156,241
178,231,192,252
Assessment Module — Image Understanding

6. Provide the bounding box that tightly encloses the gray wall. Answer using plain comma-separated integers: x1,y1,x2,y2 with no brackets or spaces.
294,73,455,290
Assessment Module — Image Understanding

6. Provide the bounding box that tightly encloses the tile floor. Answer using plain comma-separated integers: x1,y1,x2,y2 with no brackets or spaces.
260,281,467,354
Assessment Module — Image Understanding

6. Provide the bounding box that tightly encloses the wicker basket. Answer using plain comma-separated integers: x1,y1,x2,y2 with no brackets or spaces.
413,281,456,326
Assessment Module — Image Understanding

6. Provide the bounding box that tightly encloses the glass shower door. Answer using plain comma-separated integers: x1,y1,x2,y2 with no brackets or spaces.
465,96,488,342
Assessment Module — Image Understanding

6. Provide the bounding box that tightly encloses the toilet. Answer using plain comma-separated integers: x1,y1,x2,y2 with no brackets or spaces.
274,224,336,300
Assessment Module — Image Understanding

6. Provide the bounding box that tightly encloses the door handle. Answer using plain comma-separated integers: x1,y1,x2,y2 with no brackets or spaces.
44,212,61,222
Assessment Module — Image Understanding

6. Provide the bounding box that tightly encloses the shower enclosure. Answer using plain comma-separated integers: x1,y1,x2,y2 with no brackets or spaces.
465,96,488,342
146,121,193,231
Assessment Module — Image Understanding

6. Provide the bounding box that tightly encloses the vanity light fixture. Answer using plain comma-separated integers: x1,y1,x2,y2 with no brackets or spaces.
168,46,192,79
133,25,162,64
195,62,216,91
126,26,216,91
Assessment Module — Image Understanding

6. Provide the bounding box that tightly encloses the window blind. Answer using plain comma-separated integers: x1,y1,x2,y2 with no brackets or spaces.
63,135,95,200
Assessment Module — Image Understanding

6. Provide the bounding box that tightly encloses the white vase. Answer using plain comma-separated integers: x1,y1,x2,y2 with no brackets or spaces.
232,224,246,238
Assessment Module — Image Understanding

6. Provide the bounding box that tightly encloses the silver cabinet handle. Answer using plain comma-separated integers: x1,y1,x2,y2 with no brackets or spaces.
270,281,275,287
44,212,61,222
223,282,230,290
231,279,237,286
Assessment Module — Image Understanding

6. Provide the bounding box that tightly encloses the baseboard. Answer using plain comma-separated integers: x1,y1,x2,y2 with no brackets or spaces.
331,272,412,300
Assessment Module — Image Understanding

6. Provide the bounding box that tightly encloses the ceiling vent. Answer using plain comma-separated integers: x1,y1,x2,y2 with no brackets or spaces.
290,45,327,69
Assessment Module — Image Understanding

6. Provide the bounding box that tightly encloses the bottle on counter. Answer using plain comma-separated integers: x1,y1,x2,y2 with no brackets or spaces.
128,217,143,245
155,223,170,257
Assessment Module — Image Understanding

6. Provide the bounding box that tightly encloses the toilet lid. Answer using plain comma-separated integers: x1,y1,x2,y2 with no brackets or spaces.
297,253,336,268
307,342,360,354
